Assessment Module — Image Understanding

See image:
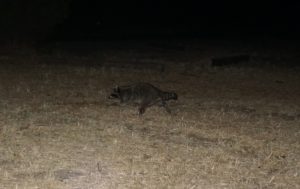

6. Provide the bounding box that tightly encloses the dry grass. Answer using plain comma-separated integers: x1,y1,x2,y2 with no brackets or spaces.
0,41,299,189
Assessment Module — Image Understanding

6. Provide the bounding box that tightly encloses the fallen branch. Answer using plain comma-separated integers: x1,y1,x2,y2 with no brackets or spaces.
211,54,250,67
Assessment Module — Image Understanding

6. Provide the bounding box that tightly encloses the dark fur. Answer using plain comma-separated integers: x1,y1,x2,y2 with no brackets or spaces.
109,82,177,115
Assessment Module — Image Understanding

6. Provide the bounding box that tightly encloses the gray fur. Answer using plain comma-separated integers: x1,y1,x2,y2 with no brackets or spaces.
109,82,177,115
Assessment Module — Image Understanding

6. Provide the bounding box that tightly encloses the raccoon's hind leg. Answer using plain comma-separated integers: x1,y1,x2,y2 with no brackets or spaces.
157,100,171,113
164,106,171,114
161,101,171,113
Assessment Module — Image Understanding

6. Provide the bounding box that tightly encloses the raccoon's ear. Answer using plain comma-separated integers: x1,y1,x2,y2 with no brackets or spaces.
114,85,120,93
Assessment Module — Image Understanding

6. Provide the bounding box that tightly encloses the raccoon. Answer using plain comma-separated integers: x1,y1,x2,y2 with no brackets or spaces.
109,82,177,115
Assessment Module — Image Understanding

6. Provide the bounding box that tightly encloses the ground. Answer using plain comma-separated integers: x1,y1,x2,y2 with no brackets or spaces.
0,39,299,189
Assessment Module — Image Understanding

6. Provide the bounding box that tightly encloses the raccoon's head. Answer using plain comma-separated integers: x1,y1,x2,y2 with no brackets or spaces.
108,86,121,99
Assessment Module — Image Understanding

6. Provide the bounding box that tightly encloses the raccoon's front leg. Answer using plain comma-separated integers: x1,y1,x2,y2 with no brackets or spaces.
138,102,150,115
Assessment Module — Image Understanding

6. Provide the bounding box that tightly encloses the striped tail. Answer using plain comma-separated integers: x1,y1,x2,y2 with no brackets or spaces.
161,92,178,101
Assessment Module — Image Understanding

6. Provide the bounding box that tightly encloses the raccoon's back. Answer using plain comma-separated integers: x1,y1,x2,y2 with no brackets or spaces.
119,83,162,103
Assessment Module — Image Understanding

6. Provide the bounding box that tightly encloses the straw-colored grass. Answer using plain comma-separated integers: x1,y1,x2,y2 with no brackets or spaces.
0,42,299,188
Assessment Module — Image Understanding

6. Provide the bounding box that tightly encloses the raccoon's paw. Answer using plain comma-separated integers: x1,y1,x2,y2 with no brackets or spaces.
138,107,146,115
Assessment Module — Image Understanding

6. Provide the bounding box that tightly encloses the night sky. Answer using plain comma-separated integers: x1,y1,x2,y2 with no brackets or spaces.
0,1,299,42
57,1,300,39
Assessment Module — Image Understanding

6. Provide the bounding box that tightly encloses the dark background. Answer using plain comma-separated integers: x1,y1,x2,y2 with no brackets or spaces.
56,1,300,40
0,1,300,42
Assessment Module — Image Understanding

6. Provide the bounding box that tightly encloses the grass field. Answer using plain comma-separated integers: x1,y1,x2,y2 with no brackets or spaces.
0,40,299,188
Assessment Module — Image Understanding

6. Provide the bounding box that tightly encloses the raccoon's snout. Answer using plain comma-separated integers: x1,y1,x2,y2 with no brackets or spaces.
108,93,120,99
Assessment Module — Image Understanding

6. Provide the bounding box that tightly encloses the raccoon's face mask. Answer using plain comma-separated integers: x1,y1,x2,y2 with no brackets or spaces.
172,93,178,100
108,86,121,99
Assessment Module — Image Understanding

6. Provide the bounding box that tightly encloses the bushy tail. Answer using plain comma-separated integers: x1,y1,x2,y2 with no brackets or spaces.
162,92,178,101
